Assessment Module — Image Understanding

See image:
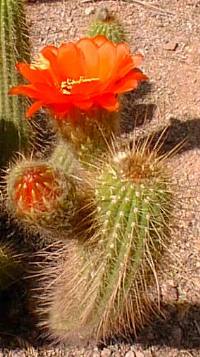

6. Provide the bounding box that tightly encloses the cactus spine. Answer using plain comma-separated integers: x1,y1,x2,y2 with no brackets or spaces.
43,145,173,343
88,8,126,43
0,0,30,167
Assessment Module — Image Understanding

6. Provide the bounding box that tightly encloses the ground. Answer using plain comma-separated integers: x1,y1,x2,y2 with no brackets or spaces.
1,0,200,356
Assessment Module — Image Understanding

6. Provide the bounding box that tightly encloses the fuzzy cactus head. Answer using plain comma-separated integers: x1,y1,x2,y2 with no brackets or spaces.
12,164,62,215
6,160,79,235
112,147,165,182
88,8,126,44
6,156,94,240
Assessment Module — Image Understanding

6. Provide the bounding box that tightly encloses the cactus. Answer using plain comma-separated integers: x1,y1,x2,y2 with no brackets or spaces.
55,111,120,163
5,141,94,240
0,0,31,167
1,3,174,344
0,242,21,290
42,144,173,343
88,7,126,43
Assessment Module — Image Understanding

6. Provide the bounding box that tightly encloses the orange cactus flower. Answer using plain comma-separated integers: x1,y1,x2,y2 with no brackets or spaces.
9,36,148,120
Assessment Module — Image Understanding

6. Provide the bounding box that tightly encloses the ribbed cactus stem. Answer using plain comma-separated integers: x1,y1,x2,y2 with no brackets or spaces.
0,242,21,290
46,147,173,343
88,8,126,43
0,0,30,166
49,139,80,176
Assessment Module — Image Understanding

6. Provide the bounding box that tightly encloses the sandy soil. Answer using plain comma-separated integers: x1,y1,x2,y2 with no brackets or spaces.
1,0,200,356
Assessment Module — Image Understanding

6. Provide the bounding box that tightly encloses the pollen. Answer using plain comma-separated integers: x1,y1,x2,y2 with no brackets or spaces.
60,76,99,95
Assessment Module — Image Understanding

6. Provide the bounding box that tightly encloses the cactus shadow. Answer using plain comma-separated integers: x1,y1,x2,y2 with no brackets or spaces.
136,302,200,350
0,119,25,169
0,282,35,346
121,82,155,133
136,117,200,156
0,300,200,351
0,210,38,348
97,303,200,350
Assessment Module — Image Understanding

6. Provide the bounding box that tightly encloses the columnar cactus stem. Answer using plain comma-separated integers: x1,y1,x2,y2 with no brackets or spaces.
49,139,82,176
43,145,174,343
0,0,30,166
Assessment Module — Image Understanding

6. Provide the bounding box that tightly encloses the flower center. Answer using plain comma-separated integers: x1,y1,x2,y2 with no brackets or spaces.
60,76,99,95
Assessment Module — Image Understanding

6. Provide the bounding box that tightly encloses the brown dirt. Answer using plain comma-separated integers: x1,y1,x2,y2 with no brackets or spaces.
1,0,200,356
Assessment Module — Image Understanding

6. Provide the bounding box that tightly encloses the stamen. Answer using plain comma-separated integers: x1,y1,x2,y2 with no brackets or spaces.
60,76,99,95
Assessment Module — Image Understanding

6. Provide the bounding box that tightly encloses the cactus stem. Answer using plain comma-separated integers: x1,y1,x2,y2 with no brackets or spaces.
39,137,176,343
0,0,31,166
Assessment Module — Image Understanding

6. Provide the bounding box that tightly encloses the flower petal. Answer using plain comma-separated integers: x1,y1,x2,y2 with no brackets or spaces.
114,43,135,79
113,69,148,93
48,102,72,116
77,38,99,78
41,45,61,82
9,84,39,98
95,93,119,111
92,35,108,48
26,101,43,117
41,45,58,59
73,99,93,111
57,43,84,79
16,63,51,84
70,80,100,96
98,41,117,82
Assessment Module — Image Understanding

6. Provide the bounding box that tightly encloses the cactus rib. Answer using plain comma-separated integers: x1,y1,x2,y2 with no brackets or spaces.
0,0,30,167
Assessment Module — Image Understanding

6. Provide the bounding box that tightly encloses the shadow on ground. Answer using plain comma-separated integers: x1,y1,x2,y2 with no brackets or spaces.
100,302,200,350
121,81,200,156
1,299,200,350
138,302,200,350
121,82,155,132
133,117,200,156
